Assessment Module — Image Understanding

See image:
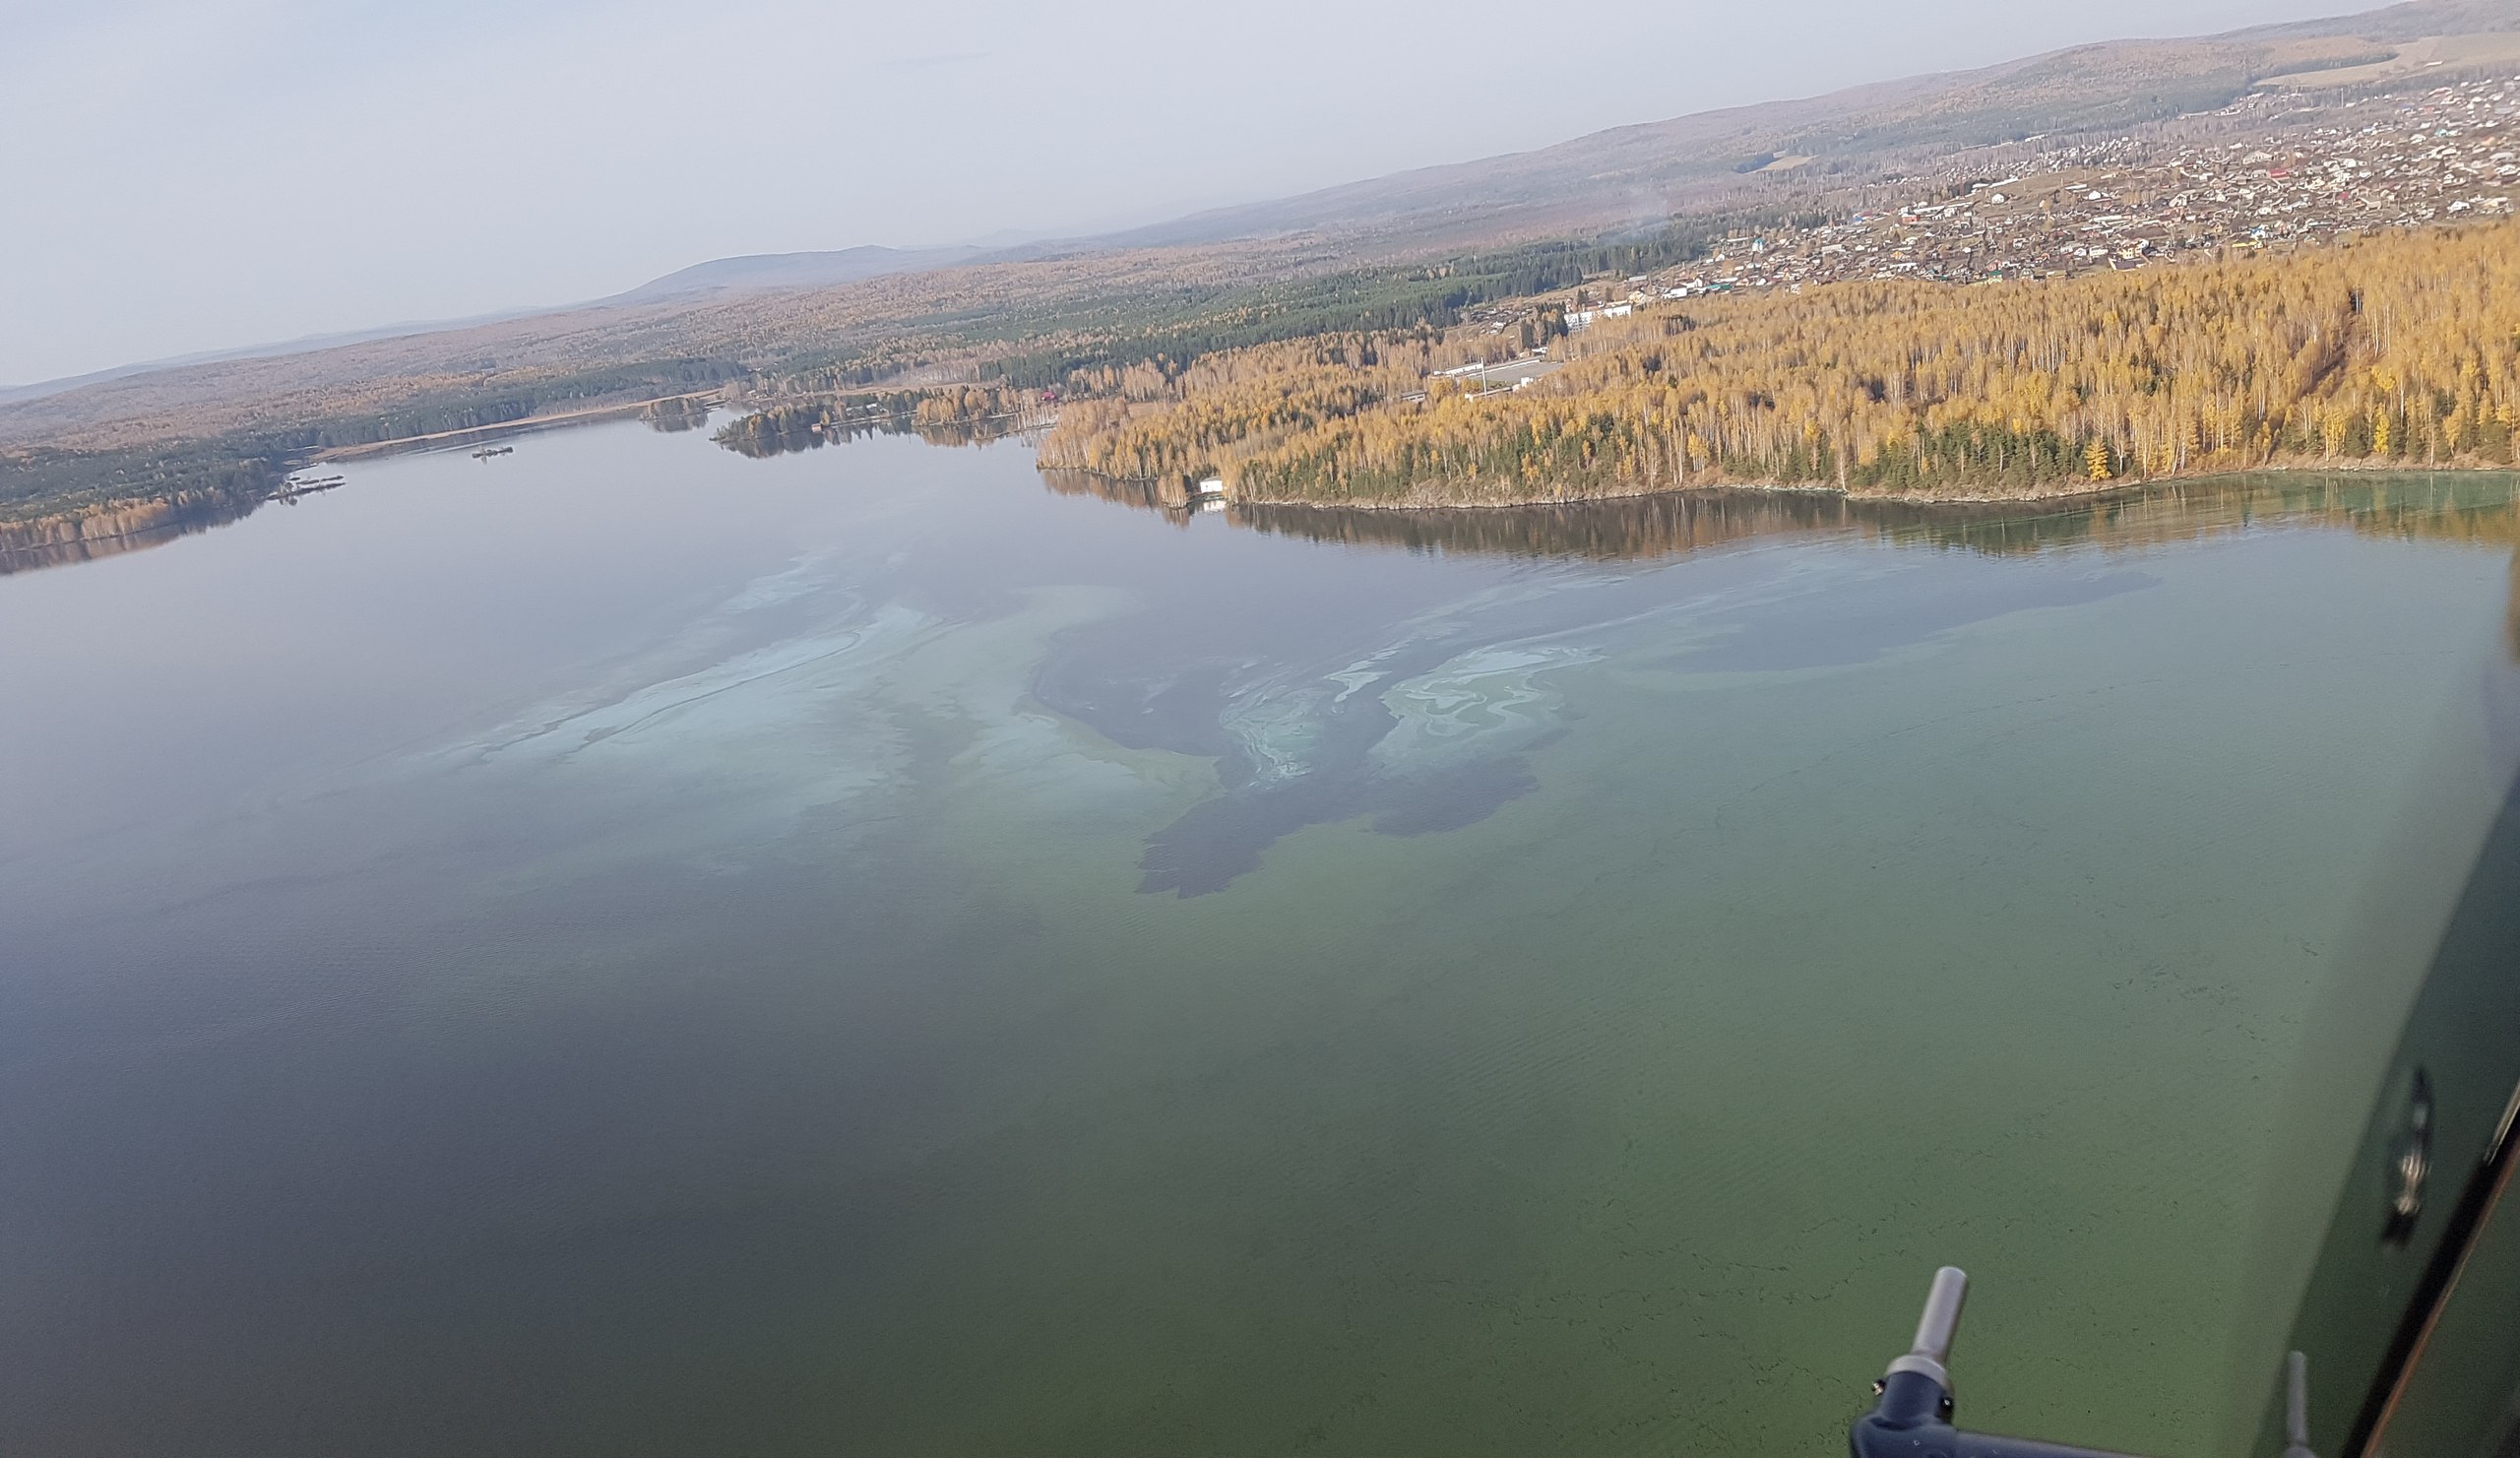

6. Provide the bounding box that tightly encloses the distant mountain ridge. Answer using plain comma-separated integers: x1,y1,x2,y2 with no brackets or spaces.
1102,0,2520,250
609,245,983,304
0,306,557,407
0,246,983,402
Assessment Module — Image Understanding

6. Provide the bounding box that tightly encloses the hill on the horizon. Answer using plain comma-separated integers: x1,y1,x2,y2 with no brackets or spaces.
1106,0,2520,250
610,245,983,304
0,246,983,404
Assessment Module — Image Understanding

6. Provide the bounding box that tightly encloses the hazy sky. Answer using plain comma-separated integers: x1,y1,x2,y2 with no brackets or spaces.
6,0,2371,386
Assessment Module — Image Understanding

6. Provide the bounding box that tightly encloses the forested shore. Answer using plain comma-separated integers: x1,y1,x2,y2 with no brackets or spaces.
15,219,2520,560
1038,223,2520,508
0,220,1762,542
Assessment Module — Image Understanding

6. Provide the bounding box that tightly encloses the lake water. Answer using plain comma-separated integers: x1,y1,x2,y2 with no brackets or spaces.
4,421,2516,1457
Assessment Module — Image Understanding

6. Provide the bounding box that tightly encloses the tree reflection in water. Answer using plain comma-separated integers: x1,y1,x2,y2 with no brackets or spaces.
1044,467,2520,651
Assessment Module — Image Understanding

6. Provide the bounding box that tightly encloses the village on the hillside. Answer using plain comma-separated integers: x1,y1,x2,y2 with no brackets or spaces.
1519,72,2520,331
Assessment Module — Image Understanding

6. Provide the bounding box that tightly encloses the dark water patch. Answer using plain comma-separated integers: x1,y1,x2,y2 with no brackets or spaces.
1136,747,1547,896
1037,552,1626,894
1369,752,1548,836
1139,774,1363,896
1032,657,1247,761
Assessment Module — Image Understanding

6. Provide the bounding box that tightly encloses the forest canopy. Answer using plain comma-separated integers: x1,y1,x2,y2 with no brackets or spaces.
1039,223,2520,506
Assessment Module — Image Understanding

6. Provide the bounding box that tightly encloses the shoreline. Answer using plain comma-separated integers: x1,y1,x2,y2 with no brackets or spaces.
319,389,725,462
1,391,729,570
0,492,260,574
1093,458,2520,516
12,433,2513,577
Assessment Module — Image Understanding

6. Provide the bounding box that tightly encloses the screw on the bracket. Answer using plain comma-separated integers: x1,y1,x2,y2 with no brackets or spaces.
2383,1069,2433,1246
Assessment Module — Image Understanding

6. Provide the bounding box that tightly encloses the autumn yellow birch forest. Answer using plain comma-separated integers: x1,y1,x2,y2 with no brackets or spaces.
1039,223,2520,506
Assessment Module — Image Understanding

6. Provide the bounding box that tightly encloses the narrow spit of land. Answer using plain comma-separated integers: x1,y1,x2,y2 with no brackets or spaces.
320,392,726,461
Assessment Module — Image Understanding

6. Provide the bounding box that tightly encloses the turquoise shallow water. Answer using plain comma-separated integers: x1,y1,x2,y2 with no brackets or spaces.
1,425,2514,1456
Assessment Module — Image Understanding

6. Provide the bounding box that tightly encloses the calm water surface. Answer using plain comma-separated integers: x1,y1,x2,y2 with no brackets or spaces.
3,423,2516,1456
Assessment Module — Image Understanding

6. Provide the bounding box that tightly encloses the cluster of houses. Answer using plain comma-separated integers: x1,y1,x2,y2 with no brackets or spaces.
1502,71,2520,328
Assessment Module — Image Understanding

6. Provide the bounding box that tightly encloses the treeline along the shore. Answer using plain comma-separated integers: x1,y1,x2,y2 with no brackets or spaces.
0,216,1777,537
1040,223,2520,506
712,386,1049,458
17,215,2520,542
0,358,747,534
